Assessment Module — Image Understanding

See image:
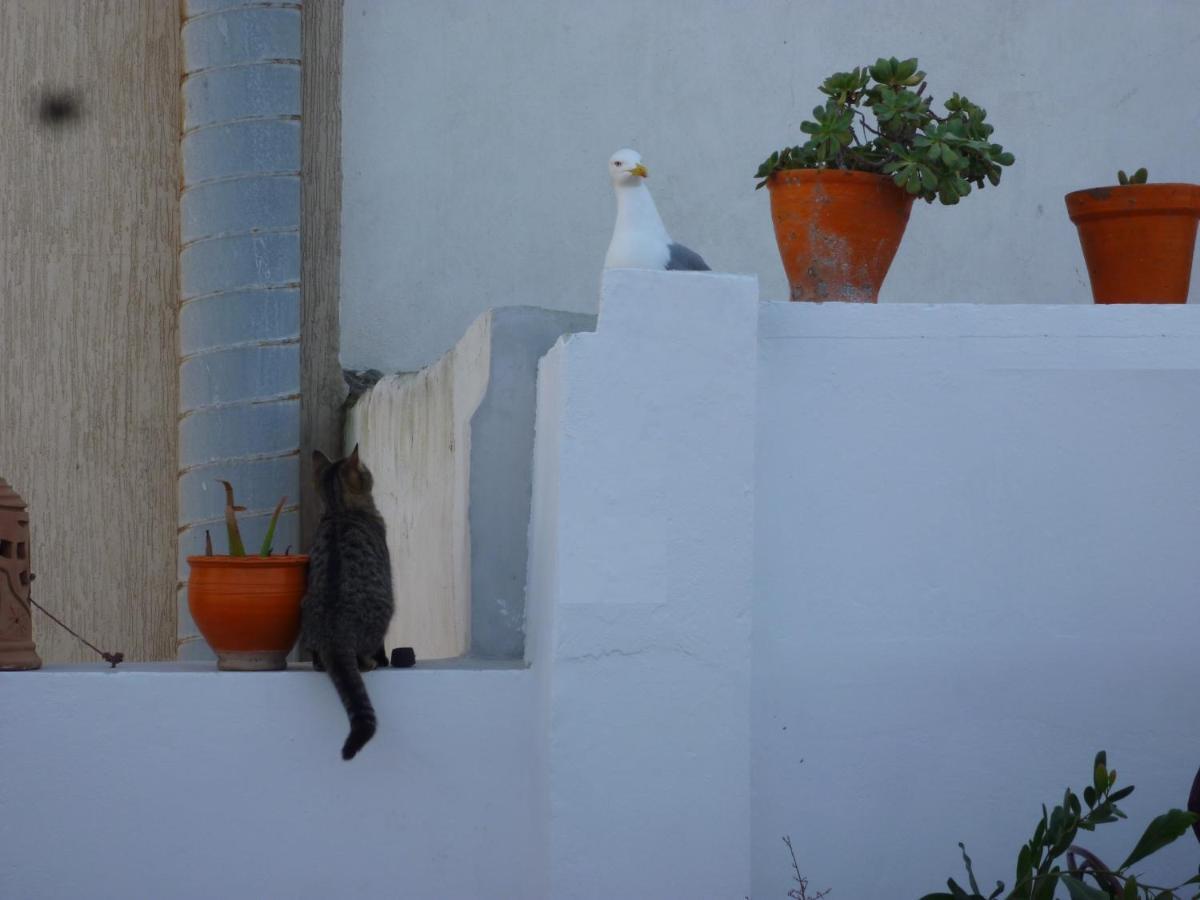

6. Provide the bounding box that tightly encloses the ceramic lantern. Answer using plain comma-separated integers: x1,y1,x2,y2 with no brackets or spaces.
0,478,41,670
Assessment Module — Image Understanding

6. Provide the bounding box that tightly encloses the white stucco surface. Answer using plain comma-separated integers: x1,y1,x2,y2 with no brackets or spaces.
754,301,1200,897
525,273,1200,897
0,664,539,900
526,270,758,898
340,0,1200,372
7,275,1200,899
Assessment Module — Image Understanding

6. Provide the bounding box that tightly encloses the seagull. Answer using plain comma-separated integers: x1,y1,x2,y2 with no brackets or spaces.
603,148,711,271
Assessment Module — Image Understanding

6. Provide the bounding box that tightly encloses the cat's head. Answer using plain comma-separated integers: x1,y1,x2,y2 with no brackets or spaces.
312,445,375,509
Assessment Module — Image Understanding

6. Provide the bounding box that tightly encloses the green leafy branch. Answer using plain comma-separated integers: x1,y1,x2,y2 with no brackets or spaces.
755,56,1014,205
921,752,1200,900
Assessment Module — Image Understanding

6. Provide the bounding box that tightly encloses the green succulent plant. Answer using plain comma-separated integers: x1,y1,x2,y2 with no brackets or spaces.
755,56,1015,205
210,480,288,557
1118,168,1149,185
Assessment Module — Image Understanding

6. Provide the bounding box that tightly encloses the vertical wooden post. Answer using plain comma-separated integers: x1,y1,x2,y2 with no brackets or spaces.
300,0,346,551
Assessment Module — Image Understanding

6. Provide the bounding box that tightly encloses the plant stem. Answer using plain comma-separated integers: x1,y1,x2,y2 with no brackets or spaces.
843,149,886,171
855,111,882,137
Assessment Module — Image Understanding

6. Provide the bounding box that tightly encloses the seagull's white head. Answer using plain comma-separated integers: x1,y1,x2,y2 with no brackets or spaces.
609,148,648,186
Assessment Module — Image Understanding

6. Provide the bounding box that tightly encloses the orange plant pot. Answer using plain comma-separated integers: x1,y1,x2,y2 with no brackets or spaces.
768,169,915,302
1065,184,1200,304
187,555,308,670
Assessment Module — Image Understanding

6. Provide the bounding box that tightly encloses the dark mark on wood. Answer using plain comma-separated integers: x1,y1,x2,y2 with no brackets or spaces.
37,90,82,127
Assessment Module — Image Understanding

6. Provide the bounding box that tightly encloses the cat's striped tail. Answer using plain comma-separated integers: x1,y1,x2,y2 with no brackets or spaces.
323,648,377,760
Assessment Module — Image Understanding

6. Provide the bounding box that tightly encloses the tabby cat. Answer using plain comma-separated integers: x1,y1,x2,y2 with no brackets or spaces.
301,445,395,760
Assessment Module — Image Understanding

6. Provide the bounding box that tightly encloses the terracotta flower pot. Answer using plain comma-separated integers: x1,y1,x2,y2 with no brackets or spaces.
768,169,915,302
187,555,308,670
1065,183,1200,304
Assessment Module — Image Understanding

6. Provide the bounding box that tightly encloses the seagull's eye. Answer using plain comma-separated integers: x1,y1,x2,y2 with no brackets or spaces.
614,161,622,167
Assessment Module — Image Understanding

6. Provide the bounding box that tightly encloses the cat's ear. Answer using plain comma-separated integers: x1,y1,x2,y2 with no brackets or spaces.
348,443,361,469
312,449,332,476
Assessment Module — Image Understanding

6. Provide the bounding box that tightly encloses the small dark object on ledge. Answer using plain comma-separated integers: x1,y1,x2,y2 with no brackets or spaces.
391,647,416,668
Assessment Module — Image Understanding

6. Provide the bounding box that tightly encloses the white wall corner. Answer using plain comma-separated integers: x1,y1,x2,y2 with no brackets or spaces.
526,269,758,898
525,335,568,899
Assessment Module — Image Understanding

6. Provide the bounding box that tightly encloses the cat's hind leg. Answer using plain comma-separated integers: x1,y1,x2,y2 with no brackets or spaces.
372,644,389,668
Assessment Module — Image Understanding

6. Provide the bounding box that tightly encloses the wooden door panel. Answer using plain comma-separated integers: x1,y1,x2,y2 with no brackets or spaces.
0,1,180,661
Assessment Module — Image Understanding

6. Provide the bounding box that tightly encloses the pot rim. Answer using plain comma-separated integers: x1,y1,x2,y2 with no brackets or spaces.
768,167,897,187
1066,182,1198,195
1065,183,1200,221
187,554,309,566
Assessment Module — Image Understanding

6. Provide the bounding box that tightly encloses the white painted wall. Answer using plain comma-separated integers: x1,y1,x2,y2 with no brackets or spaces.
521,274,1200,897
525,272,1200,896
754,301,1200,897
526,271,757,898
0,664,539,900
340,0,1200,372
7,275,1200,899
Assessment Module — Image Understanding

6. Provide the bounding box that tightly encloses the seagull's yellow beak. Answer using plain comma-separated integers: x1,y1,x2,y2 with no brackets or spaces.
630,163,648,178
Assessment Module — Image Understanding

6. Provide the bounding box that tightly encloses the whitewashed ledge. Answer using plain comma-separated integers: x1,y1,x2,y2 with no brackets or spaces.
1,662,540,899
22,659,525,672
759,299,1200,367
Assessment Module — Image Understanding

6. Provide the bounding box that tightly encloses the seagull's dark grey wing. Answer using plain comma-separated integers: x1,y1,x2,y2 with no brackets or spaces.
665,242,710,271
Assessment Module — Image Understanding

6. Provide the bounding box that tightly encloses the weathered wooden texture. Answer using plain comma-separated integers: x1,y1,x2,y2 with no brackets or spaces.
345,316,492,660
0,1,180,662
300,0,346,550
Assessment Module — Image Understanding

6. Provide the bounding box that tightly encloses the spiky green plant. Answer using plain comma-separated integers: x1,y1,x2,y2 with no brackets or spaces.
213,481,287,557
258,496,287,556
